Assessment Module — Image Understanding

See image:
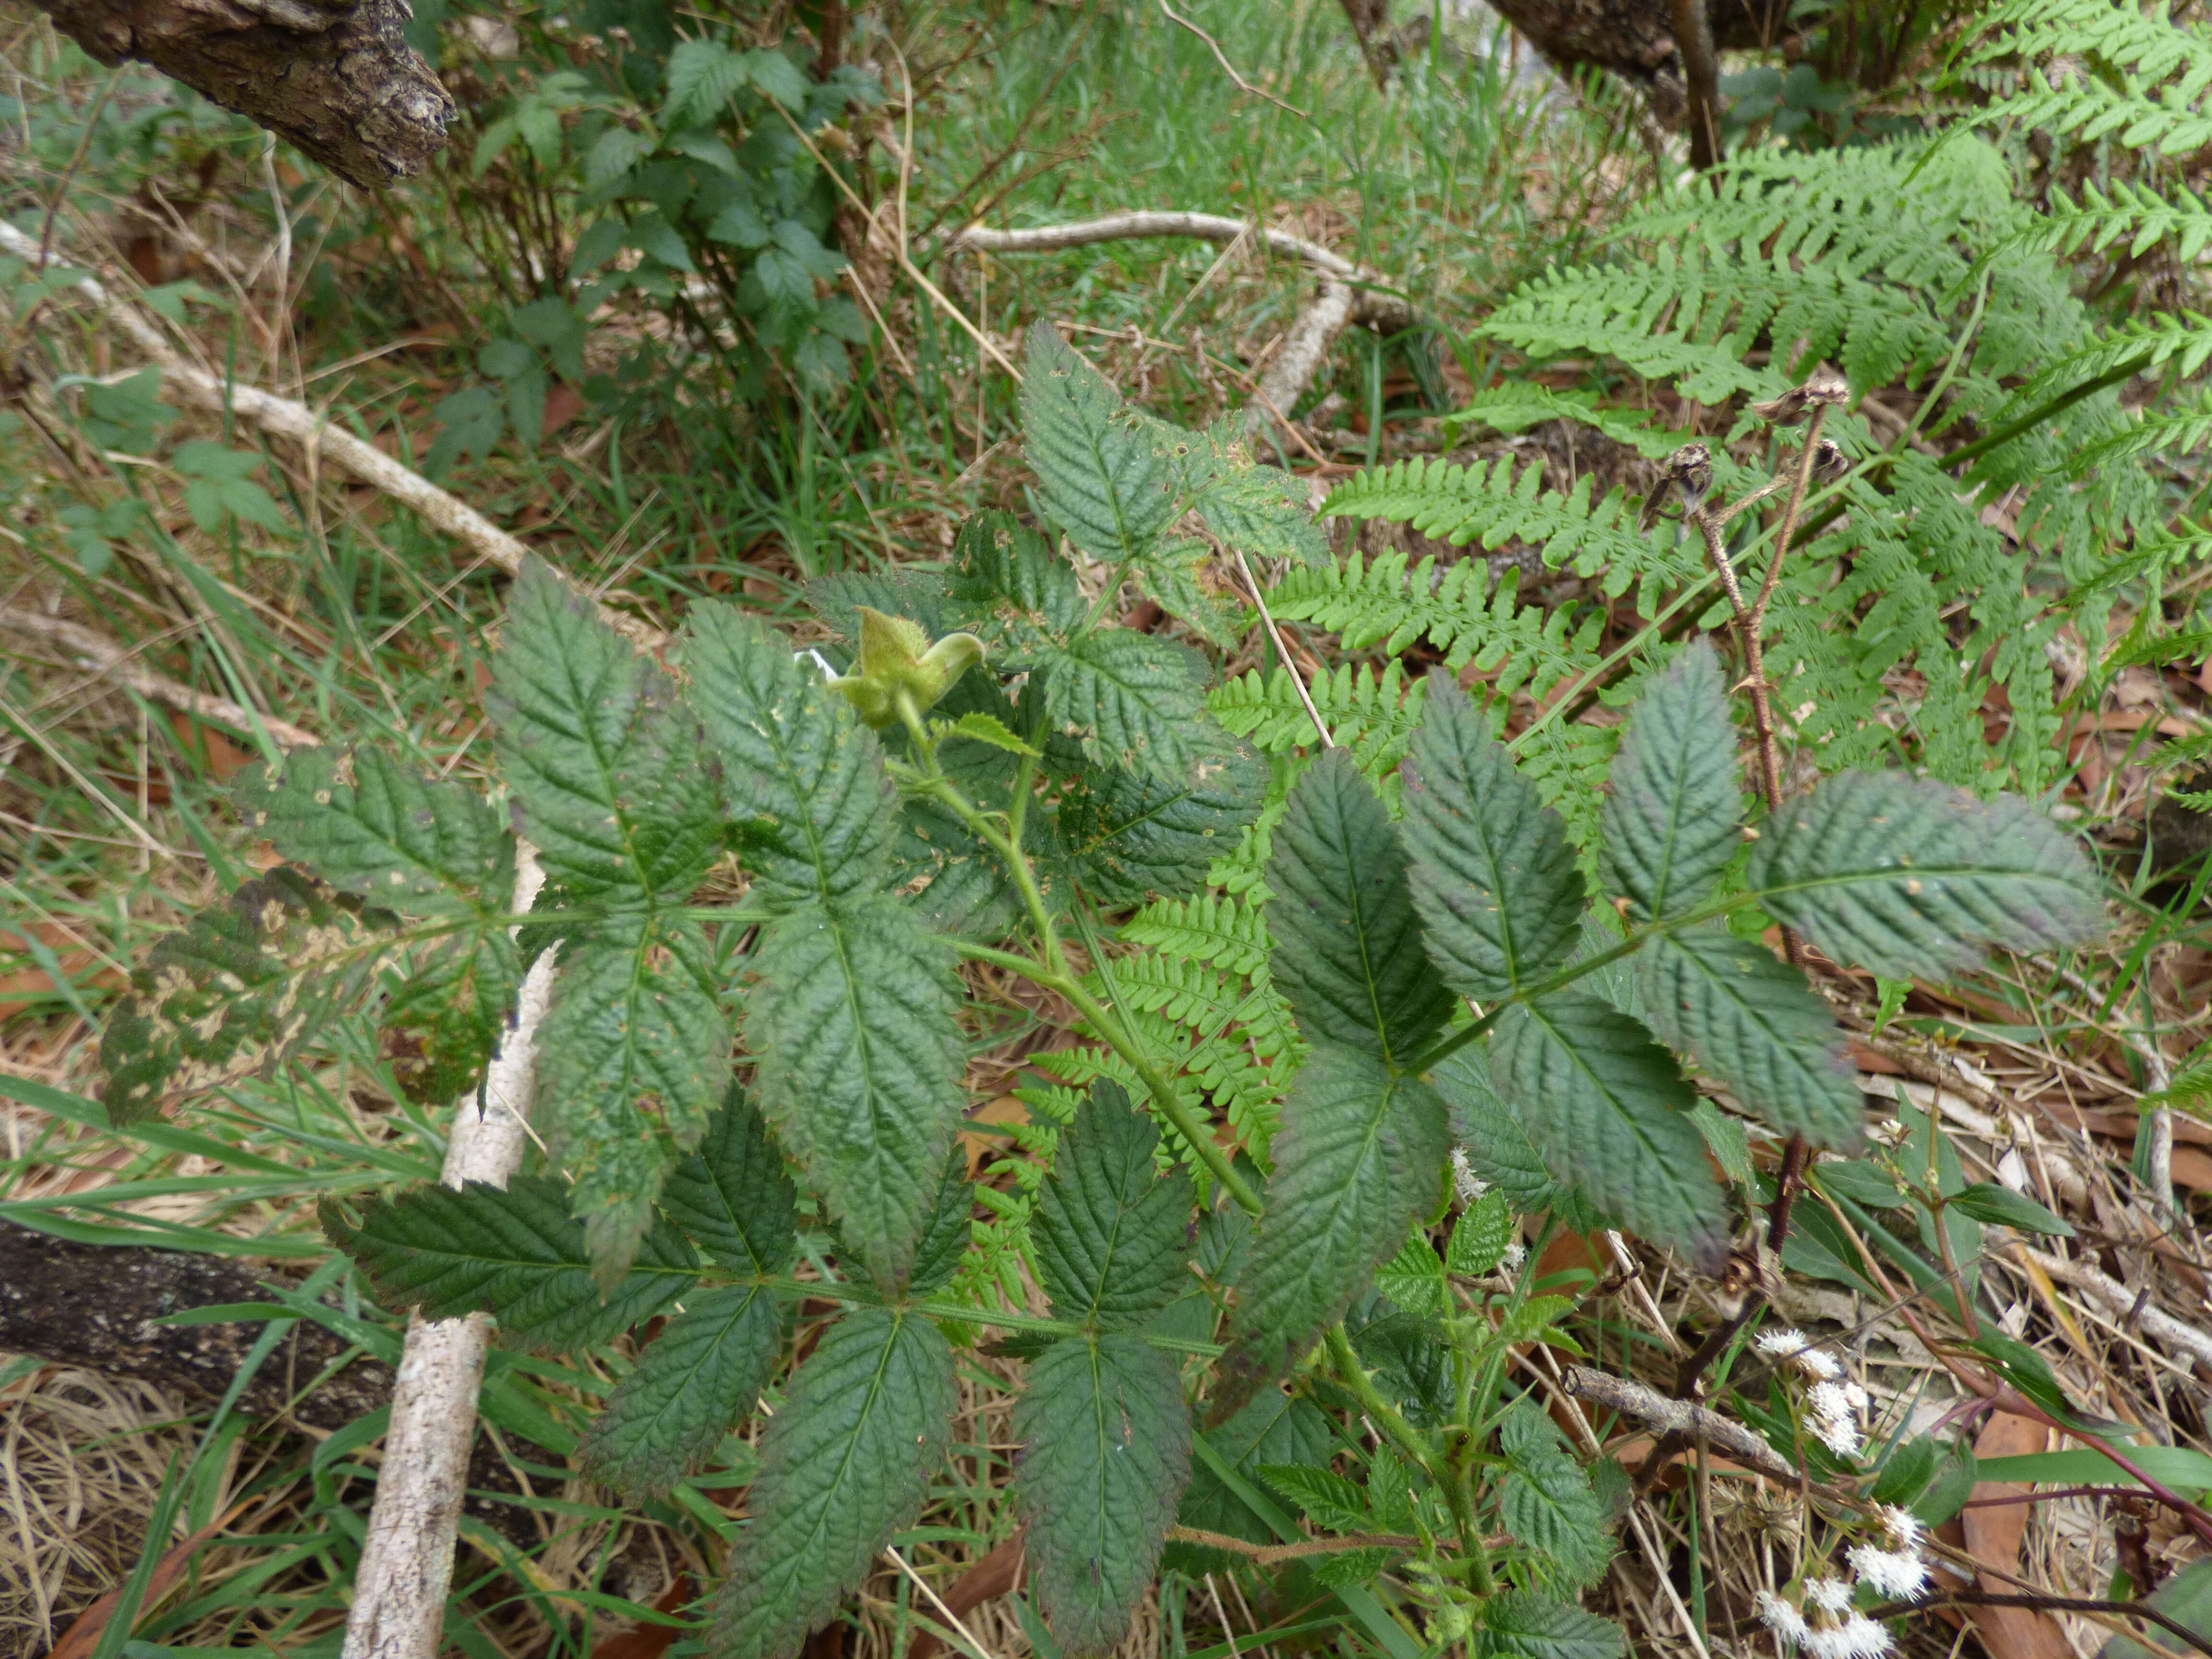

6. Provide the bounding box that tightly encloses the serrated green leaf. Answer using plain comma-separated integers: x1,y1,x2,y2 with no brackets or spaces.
1500,1404,1612,1587
659,1088,798,1275
536,914,728,1282
1034,1081,1195,1329
949,510,1084,650
1599,642,1744,921
319,1174,696,1352
1022,322,1179,565
101,868,396,1125
1743,772,2107,979
1479,1592,1626,1659
1265,749,1456,1064
1446,1190,1514,1275
1490,994,1729,1270
377,923,523,1105
1400,674,1584,999
1037,631,1216,785
685,600,898,906
906,1147,974,1298
1136,539,1243,647
236,746,512,913
938,711,1039,756
747,897,967,1295
577,1283,781,1497
1172,1395,1334,1568
1214,1046,1450,1419
1254,1462,1371,1534
492,558,721,904
1016,1333,1191,1657
1432,1051,1604,1230
1053,735,1267,904
709,1308,956,1659
1186,418,1328,565
1636,926,1863,1150
661,38,749,126
1374,1235,1449,1316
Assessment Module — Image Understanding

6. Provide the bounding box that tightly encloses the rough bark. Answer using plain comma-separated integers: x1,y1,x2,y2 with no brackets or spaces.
1484,0,1791,127
25,0,453,188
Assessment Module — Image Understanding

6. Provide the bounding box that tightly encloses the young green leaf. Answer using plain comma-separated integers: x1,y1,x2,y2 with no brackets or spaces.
1744,773,2107,979
1214,1046,1451,1420
685,600,898,906
1479,1592,1626,1659
936,711,1040,756
1265,749,1456,1064
1053,736,1267,904
657,1087,798,1276
1375,1235,1449,1316
236,745,512,914
1400,674,1584,999
577,1283,781,1498
746,896,967,1295
492,558,721,904
1489,993,1730,1270
1185,418,1329,565
1636,926,1864,1150
1021,322,1179,565
1015,1333,1192,1657
1500,1404,1612,1587
1253,1462,1373,1535
536,914,729,1282
318,1174,696,1351
1446,1190,1515,1275
709,1308,956,1659
1598,641,1744,921
1036,631,1216,785
1033,1081,1195,1329
101,868,395,1125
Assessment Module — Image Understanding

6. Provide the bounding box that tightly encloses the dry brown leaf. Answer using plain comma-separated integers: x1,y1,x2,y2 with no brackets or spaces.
1960,1414,2072,1659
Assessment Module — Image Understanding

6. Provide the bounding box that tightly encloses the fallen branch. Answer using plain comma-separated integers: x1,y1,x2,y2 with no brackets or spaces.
0,220,662,651
2015,1242,2212,1373
1560,1364,1798,1479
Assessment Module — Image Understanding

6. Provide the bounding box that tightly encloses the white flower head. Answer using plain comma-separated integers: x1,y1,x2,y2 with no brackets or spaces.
1808,1616,1892,1659
1804,1577,1857,1616
1757,1327,1840,1380
1450,1146,1488,1206
1757,1591,1812,1647
1873,1505,1922,1551
1808,1380,1859,1427
1498,1240,1527,1273
1812,1411,1864,1456
1756,1327,1810,1357
1848,1544,1928,1600
1840,1380,1869,1410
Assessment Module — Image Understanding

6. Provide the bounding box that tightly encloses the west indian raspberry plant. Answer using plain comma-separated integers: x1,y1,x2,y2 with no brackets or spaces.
98,322,2109,1658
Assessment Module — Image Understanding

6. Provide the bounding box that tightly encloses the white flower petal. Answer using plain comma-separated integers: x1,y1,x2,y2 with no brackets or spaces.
1757,1592,1812,1646
1804,1577,1856,1615
1848,1545,1928,1599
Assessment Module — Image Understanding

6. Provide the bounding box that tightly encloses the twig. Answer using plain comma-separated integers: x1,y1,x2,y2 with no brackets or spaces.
2013,1241,2212,1371
1229,549,1334,749
1166,1526,1431,1565
0,608,319,751
1248,278,1355,443
1667,0,1723,169
1560,1365,1798,1479
1156,0,1308,115
342,846,556,1659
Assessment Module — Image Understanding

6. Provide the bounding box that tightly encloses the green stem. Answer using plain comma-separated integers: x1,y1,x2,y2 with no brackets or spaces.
1943,355,2152,472
1325,1323,1438,1471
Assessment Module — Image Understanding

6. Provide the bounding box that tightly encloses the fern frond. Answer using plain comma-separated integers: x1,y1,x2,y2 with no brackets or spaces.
1209,659,1429,770
1964,0,2212,83
1979,72,2212,155
1481,252,1776,404
1441,384,1685,459
1120,894,1272,976
2009,309,2212,404
2008,177,2212,263
2073,385,2212,469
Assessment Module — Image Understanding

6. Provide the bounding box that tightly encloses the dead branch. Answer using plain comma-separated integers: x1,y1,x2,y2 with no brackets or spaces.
2014,1243,2212,1372
25,0,451,187
1560,1364,1799,1478
1250,276,1356,443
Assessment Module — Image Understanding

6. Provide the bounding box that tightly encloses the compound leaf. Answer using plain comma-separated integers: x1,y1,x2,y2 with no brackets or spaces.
1432,1051,1601,1229
1053,735,1267,904
1743,773,2106,979
1214,1046,1450,1419
577,1283,781,1497
536,914,728,1282
950,510,1085,650
709,1308,956,1659
1637,926,1863,1149
1490,993,1729,1270
319,1174,696,1351
1037,631,1216,785
747,897,967,1295
237,746,511,914
376,923,523,1105
659,1087,798,1276
1400,674,1584,999
1016,1333,1192,1657
1186,418,1328,565
685,601,897,906
1599,642,1743,920
102,867,395,1125
1022,322,1180,565
1033,1081,1195,1330
1480,1593,1627,1659
1266,749,1455,1063
1500,1404,1612,1587
492,558,721,904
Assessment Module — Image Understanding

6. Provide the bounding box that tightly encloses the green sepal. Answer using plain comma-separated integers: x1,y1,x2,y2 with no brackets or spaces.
828,607,987,729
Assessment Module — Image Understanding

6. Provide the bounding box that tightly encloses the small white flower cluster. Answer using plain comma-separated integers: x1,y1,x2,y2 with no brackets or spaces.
1754,1330,1865,1455
1755,1507,1928,1658
1498,1239,1527,1273
1450,1146,1488,1206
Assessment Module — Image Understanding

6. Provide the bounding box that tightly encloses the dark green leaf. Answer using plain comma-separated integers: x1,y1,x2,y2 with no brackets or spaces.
377,923,523,1105
492,558,721,904
1052,735,1266,905
1022,322,1179,565
577,1283,780,1497
1635,926,1863,1149
1264,749,1456,1064
685,600,897,906
1948,1181,2075,1236
1170,1395,1333,1570
709,1309,956,1659
1400,675,1584,999
237,746,512,914
950,510,1084,649
907,1147,974,1298
1432,1051,1605,1231
1812,1159,1903,1208
1033,1081,1195,1330
1185,418,1328,565
1016,1333,1191,1658
1479,1592,1626,1659
1214,1046,1450,1419
1912,1443,1977,1525
1345,1298,1455,1428
1500,1403,1612,1587
102,868,395,1125
1490,993,1729,1270
1744,772,2107,979
659,1087,798,1276
1870,1433,1940,1506
747,897,967,1295
1599,642,1744,921
1037,631,1216,786
1254,1462,1371,1533
319,1175,696,1352
536,914,729,1281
